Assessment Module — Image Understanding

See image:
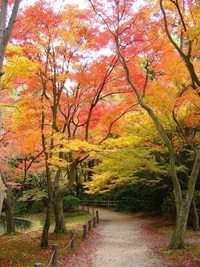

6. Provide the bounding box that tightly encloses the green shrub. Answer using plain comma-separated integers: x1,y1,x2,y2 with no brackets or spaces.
161,194,176,222
63,196,80,212
14,201,28,216
161,191,200,226
31,201,45,213
114,184,167,213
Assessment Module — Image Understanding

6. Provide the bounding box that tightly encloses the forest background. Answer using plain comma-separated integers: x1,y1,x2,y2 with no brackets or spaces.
0,0,200,250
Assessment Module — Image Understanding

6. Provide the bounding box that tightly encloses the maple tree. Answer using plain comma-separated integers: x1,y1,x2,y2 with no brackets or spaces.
0,0,22,216
158,0,200,249
88,0,200,249
3,0,135,246
159,0,200,90
0,40,41,232
85,111,169,194
1,0,200,252
0,0,22,77
0,97,44,232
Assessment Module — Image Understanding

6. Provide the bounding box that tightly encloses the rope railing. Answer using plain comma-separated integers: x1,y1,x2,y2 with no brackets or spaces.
34,207,99,267
46,248,56,267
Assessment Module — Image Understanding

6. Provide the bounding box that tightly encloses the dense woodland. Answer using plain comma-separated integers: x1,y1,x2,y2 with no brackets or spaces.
0,0,200,250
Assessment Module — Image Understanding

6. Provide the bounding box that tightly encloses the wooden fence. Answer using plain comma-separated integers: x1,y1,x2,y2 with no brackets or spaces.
80,199,118,208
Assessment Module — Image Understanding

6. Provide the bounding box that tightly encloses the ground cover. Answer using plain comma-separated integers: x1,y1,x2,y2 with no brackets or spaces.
0,209,93,267
1,208,200,267
150,216,200,266
65,209,200,267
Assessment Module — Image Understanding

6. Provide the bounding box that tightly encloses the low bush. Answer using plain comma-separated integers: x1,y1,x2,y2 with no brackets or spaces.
31,201,45,213
114,184,167,213
161,194,176,222
63,195,80,212
14,201,29,216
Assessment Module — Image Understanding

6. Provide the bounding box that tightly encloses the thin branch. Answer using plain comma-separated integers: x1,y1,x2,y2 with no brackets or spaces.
172,110,196,151
99,104,139,144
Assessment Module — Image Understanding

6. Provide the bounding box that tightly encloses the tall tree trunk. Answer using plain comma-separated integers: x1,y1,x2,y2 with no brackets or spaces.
0,1,22,218
40,155,52,247
169,199,190,249
115,34,200,249
169,197,199,249
0,0,22,72
4,202,15,233
0,175,5,216
53,160,79,233
169,151,200,249
4,184,15,233
40,202,51,247
40,76,53,247
0,0,22,131
53,169,66,233
54,190,66,233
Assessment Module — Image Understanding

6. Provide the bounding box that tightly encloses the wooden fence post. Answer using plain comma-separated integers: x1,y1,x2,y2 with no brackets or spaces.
93,216,96,227
52,244,58,267
70,232,75,249
83,224,87,239
88,220,91,232
96,210,99,223
34,264,42,267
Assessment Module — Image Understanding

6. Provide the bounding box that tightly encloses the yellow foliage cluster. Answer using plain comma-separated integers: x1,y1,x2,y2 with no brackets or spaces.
2,45,38,92
48,136,99,169
85,172,135,194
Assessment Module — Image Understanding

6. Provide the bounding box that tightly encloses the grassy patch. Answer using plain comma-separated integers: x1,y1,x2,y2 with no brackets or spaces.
160,244,200,260
151,218,200,265
0,209,94,266
158,229,200,265
152,223,173,234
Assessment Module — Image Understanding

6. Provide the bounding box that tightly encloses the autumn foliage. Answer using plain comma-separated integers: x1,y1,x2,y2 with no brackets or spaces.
0,0,200,252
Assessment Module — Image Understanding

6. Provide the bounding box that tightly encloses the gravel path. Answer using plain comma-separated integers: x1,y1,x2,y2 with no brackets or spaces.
64,207,173,267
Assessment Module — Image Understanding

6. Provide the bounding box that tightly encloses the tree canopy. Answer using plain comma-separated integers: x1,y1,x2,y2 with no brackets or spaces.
0,0,200,249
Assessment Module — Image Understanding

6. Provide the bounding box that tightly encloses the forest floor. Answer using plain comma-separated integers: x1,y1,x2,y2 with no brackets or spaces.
64,207,200,267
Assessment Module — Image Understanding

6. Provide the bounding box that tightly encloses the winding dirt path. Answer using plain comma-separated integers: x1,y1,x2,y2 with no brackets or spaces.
65,207,173,267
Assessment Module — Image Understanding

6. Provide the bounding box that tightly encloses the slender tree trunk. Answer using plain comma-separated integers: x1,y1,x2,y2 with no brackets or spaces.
169,199,190,249
169,151,200,248
53,160,79,233
54,190,66,233
0,0,22,131
0,0,22,69
40,136,53,247
40,74,53,247
40,202,51,247
4,184,15,233
53,169,66,233
40,156,52,247
114,35,200,249
0,175,5,215
4,201,15,233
